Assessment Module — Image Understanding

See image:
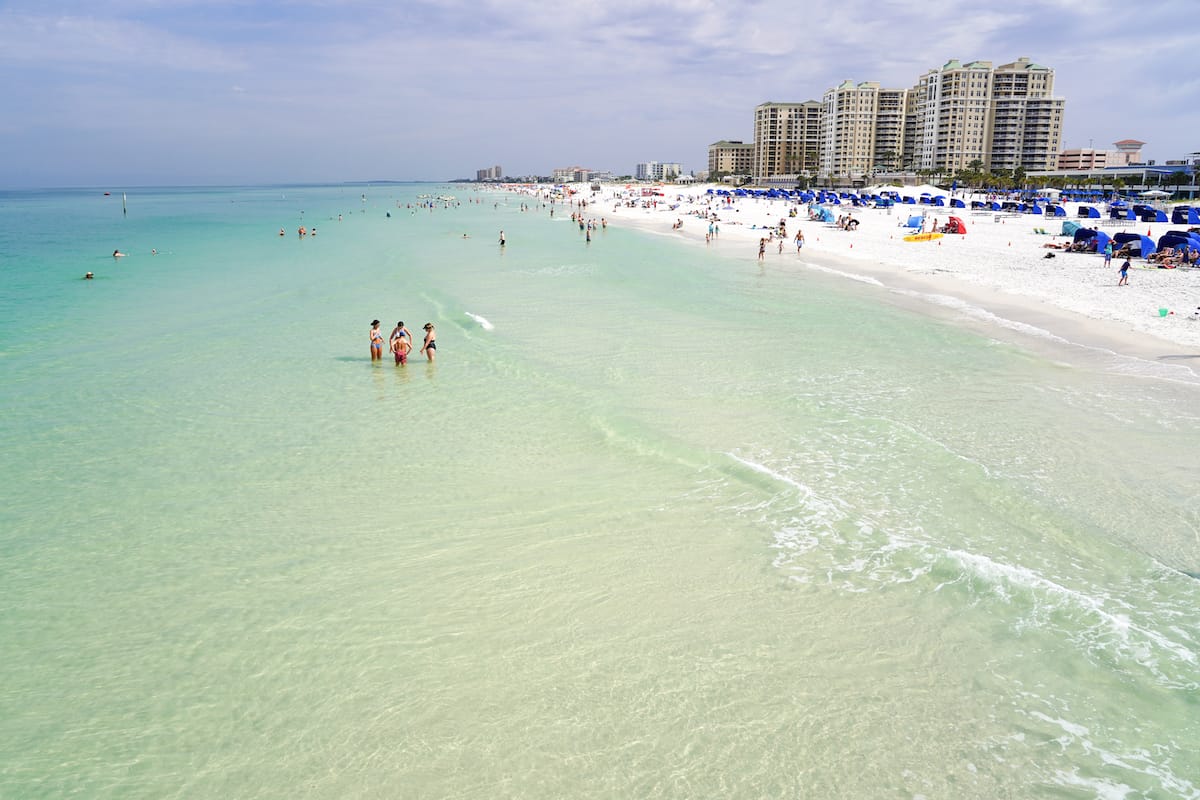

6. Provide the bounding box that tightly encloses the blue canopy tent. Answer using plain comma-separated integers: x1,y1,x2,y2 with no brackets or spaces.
989,201,1002,211
1073,228,1110,253
1044,205,1067,217
1168,230,1200,249
933,196,946,206
1109,207,1134,220
950,198,966,208
1078,206,1101,218
1112,232,1156,258
1156,232,1200,253
901,196,916,204
1061,220,1081,237
903,215,923,229
814,206,836,223
1029,204,1044,215
1171,207,1200,225
875,198,894,208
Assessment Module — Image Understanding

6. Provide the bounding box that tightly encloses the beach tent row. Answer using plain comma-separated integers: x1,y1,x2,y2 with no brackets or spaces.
969,200,1068,216
707,188,904,208
1071,227,1200,258
1106,202,1170,223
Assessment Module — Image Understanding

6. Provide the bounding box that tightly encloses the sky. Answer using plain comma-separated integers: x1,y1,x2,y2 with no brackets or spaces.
1,0,1196,188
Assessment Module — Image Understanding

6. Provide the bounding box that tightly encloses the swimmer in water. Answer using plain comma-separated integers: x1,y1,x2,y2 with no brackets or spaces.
369,320,384,361
113,250,126,258
84,272,94,279
419,323,436,362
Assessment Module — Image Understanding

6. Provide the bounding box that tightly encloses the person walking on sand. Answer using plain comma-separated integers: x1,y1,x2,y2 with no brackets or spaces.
369,320,384,361
795,229,805,252
1104,240,1114,267
420,323,436,362
1118,258,1130,286
391,332,411,365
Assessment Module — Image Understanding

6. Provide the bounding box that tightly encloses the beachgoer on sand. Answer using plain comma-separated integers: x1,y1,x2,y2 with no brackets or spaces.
1103,241,1113,266
1118,259,1130,286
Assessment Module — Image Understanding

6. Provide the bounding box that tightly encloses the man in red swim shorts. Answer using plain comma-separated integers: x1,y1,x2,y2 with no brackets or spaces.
392,334,411,364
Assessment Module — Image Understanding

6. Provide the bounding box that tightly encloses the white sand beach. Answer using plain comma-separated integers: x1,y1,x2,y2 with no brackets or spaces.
531,184,1200,371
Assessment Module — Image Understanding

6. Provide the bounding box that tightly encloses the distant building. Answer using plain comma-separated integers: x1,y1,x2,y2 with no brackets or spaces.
550,166,611,183
1057,149,1111,170
475,165,503,181
1057,140,1145,170
707,140,755,177
635,161,682,181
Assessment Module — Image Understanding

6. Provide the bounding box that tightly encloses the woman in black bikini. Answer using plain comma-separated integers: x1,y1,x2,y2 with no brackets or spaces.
420,323,436,362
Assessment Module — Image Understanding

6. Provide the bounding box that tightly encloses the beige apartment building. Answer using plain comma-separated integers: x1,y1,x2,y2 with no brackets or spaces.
906,57,1064,174
987,58,1065,172
819,81,911,182
820,81,879,182
907,59,994,174
752,101,822,179
707,140,755,177
737,57,1064,184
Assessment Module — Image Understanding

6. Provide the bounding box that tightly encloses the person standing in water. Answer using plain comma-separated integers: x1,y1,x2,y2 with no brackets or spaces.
369,320,384,361
391,332,411,365
420,323,436,362
499,230,506,247
390,321,411,348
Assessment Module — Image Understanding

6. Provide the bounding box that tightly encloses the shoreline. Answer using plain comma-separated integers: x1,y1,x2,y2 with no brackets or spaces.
584,185,1200,382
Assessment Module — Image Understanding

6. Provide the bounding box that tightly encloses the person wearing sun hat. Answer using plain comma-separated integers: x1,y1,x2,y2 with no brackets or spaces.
419,323,436,362
369,320,383,361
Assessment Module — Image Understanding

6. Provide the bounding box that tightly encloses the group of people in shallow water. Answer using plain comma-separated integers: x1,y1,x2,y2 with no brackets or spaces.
370,320,435,364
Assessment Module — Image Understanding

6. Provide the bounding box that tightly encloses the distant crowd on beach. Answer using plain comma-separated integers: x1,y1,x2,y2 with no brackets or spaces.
370,319,435,364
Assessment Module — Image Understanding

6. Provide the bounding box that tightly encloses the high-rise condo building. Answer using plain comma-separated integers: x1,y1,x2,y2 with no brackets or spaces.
987,58,1065,172
906,57,1064,174
752,101,822,180
741,57,1064,183
820,81,910,183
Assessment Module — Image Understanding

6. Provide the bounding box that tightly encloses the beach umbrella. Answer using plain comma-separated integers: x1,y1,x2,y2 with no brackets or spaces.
1139,189,1171,199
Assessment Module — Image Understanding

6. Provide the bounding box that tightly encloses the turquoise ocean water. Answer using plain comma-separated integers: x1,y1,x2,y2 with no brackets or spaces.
1,184,1198,798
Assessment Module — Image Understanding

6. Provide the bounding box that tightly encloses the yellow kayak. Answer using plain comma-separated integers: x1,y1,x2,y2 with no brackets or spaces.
903,232,944,242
